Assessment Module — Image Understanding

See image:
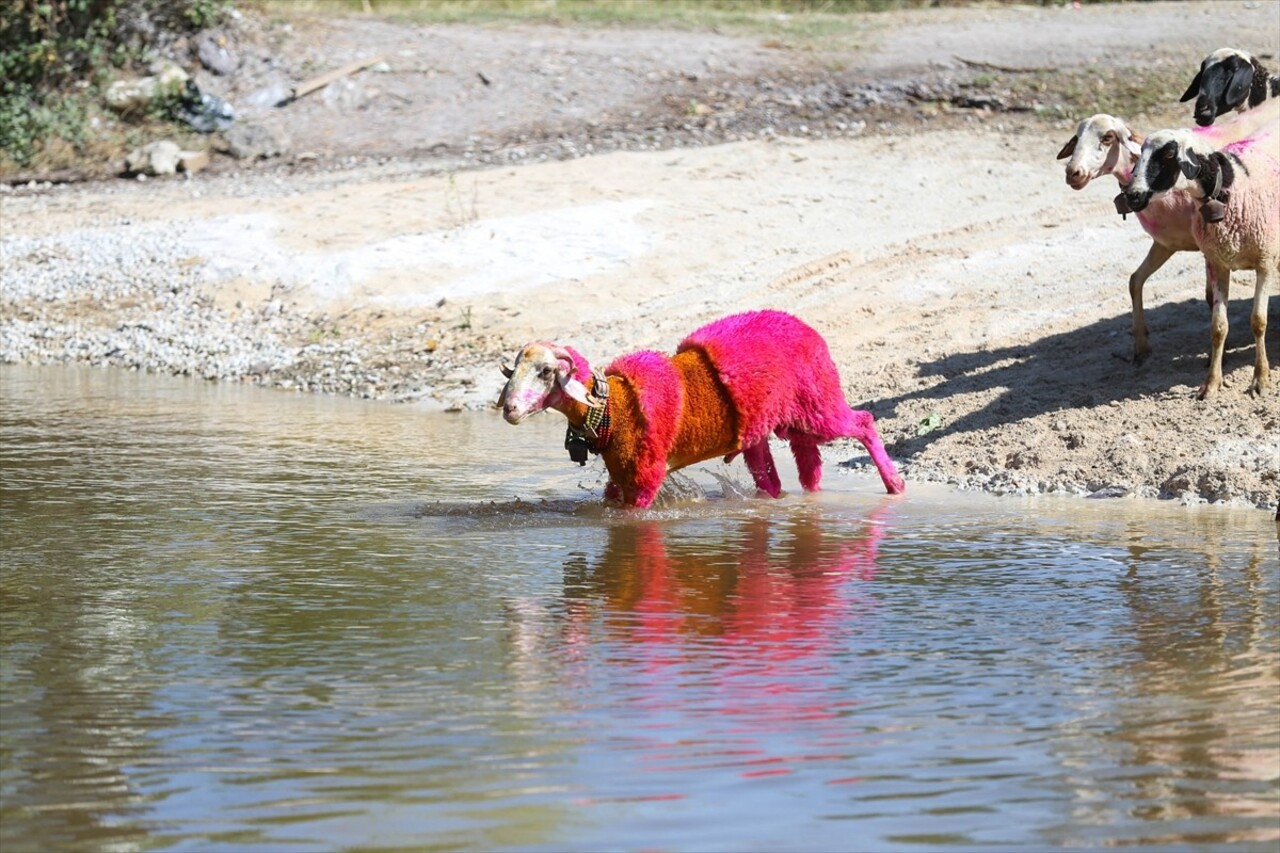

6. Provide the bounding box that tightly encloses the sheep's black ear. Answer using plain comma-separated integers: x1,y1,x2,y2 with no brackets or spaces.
1056,135,1077,160
1224,61,1254,109
1180,69,1202,102
1177,147,1202,179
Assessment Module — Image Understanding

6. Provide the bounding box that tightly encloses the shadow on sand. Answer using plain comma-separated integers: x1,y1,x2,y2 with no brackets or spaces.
872,295,1279,457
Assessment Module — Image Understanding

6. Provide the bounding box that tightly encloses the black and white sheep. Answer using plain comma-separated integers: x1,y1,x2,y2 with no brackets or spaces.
1056,101,1280,364
1181,48,1280,127
1123,127,1280,398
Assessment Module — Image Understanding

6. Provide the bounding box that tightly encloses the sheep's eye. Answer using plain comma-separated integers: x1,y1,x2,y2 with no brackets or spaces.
1100,132,1114,145
539,367,554,379
1161,148,1176,160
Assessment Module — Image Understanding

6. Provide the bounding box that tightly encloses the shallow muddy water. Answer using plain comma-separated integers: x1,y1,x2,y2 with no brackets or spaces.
2,366,1277,852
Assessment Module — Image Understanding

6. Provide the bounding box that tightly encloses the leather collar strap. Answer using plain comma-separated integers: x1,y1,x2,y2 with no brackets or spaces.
564,372,612,465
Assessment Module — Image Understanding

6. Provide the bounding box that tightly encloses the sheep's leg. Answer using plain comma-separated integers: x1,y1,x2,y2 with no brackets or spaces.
1129,242,1175,366
1199,261,1231,399
1248,265,1273,395
628,461,668,509
742,440,782,498
607,467,663,509
632,484,661,508
839,409,906,494
789,434,824,492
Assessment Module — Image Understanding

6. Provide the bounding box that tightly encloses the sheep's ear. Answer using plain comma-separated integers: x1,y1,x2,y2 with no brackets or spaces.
1224,62,1254,109
1177,146,1202,179
557,372,591,405
1056,135,1077,160
1180,69,1202,103
1122,133,1142,156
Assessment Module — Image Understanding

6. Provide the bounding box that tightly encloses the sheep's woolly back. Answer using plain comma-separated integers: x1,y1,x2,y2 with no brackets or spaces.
1197,95,1280,146
606,350,684,468
678,310,850,448
1194,143,1280,267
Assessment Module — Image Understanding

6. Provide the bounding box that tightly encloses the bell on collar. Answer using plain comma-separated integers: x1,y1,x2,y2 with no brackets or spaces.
1200,198,1227,223
565,428,591,465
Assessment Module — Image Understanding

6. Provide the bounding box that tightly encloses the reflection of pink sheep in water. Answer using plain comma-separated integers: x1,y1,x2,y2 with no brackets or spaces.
499,508,893,798
532,511,889,788
498,310,905,507
573,514,882,659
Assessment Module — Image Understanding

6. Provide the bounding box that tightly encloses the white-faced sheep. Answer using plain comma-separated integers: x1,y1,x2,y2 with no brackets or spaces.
497,310,905,508
1058,113,1194,364
1123,127,1280,397
1181,48,1280,127
1056,101,1280,364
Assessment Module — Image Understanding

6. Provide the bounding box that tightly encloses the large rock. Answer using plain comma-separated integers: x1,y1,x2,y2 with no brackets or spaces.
105,62,189,113
125,141,182,176
196,31,240,75
225,122,290,160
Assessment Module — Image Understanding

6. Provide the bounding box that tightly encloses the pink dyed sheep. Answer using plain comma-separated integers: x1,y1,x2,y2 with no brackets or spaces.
1124,127,1280,397
497,310,905,508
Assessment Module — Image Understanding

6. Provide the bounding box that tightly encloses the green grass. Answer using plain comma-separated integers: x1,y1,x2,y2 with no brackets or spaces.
1018,62,1192,125
261,0,1133,27
266,0,945,20
261,1,883,46
258,0,1140,58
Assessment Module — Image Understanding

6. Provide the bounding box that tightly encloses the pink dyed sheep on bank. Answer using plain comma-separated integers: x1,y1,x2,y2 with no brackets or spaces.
497,310,905,508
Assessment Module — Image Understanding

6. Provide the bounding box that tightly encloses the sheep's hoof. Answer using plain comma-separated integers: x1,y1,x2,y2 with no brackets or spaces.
1196,381,1221,400
1132,348,1151,368
1200,199,1227,223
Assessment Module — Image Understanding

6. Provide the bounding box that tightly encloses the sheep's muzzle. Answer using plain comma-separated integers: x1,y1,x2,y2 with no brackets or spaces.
1122,189,1151,213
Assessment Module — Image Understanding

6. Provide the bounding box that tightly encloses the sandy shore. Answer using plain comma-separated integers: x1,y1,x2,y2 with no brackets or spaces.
2,3,1277,512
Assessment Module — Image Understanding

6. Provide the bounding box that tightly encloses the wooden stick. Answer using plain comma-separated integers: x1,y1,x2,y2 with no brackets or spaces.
287,55,384,104
954,55,1055,74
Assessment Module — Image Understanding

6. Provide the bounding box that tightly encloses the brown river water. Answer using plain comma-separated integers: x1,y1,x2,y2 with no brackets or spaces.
1,365,1277,851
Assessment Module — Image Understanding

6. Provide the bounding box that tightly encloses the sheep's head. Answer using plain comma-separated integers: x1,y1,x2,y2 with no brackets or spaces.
1123,129,1206,213
1181,48,1257,126
1057,113,1142,189
497,342,592,424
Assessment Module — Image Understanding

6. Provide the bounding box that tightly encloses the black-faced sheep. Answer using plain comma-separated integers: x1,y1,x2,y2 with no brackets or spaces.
1056,101,1280,364
1124,127,1280,398
1181,48,1280,127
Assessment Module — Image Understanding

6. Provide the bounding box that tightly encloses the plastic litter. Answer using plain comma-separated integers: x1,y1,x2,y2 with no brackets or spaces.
174,80,235,133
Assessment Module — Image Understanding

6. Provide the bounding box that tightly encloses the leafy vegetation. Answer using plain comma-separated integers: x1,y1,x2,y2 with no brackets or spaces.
0,0,230,171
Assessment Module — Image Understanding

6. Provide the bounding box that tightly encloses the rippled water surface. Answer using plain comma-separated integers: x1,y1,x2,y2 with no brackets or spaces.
2,366,1277,852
